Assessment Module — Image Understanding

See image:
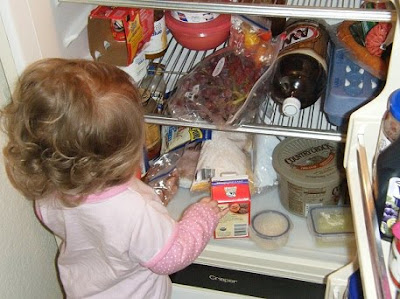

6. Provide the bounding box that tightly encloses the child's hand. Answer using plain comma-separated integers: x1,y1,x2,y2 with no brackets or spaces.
199,197,229,219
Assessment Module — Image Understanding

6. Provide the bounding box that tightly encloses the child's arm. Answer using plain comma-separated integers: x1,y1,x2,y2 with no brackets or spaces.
141,197,227,275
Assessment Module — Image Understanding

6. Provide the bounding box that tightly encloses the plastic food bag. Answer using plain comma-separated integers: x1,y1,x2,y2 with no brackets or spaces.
231,60,277,124
142,149,182,205
190,131,254,193
167,46,278,126
251,100,282,192
176,142,202,189
253,134,281,192
229,15,281,69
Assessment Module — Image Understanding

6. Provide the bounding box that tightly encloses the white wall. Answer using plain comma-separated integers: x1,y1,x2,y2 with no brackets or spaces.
0,10,63,298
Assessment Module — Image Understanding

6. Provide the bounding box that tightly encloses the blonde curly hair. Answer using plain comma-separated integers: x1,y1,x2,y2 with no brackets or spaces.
1,58,144,206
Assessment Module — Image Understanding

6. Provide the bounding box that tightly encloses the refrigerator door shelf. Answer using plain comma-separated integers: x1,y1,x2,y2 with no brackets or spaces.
325,257,359,299
343,3,400,297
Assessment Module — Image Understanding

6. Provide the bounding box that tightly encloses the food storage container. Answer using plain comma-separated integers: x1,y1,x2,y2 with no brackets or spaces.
165,12,231,50
272,138,345,217
307,206,354,245
250,210,291,250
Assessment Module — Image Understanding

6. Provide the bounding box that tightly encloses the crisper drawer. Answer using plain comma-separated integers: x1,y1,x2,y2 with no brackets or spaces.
171,283,257,299
170,263,325,299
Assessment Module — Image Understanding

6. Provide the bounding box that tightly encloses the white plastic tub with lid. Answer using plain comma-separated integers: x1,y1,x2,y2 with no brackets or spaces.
272,138,345,217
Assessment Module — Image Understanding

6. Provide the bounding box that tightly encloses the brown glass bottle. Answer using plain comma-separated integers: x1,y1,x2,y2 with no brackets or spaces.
270,53,327,116
270,19,329,116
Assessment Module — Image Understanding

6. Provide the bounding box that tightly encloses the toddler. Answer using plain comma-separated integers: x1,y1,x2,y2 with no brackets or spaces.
1,58,227,298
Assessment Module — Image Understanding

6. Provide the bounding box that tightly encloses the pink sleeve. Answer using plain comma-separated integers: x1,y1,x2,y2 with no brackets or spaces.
142,202,219,275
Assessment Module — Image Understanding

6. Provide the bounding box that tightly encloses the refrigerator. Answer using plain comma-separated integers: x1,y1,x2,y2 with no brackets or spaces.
0,0,398,298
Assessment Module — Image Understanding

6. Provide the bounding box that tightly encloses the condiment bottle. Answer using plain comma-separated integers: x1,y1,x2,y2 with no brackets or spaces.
373,134,400,241
374,89,400,161
269,19,329,117
144,10,168,60
139,65,166,160
389,222,400,289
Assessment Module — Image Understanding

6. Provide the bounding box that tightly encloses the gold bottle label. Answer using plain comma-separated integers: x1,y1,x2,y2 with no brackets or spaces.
279,20,330,70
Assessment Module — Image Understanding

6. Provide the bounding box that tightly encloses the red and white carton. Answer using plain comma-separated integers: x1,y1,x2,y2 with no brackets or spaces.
88,6,153,66
211,175,251,239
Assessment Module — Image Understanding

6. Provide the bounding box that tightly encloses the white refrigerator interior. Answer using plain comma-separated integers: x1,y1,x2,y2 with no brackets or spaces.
2,0,399,298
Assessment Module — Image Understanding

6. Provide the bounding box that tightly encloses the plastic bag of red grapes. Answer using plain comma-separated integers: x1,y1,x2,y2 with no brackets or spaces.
167,46,278,126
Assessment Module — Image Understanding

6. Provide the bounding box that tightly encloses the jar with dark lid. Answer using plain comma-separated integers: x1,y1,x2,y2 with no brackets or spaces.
372,89,400,178
375,89,400,155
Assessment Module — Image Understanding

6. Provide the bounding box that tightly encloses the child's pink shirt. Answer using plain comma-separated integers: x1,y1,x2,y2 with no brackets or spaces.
35,178,219,299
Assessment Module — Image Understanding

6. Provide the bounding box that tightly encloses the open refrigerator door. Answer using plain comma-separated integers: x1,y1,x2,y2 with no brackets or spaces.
344,0,400,297
2,0,399,298
325,257,359,299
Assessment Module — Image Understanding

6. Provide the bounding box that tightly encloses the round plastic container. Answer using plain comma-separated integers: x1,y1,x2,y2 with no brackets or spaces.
250,210,291,250
272,138,344,217
170,11,220,23
165,12,231,51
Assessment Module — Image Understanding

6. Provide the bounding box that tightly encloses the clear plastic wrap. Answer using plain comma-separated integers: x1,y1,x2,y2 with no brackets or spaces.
253,134,281,192
229,15,279,68
190,131,254,193
142,149,182,205
176,142,202,189
167,33,280,126
252,101,283,193
232,61,277,122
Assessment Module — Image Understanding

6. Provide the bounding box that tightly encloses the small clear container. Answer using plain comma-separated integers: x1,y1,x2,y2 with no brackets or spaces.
250,210,291,250
307,206,354,245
